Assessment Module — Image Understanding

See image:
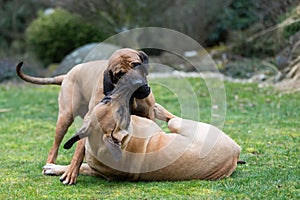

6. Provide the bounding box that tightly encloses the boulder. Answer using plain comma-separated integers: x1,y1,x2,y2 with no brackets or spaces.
53,43,120,75
0,59,17,82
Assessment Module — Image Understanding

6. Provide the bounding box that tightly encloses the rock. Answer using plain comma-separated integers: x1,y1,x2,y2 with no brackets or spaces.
250,74,267,82
276,31,300,70
149,50,213,72
54,43,211,74
183,50,198,57
0,59,17,82
53,43,120,75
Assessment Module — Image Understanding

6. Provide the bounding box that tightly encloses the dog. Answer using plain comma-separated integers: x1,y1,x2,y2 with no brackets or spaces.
42,68,242,185
16,48,176,168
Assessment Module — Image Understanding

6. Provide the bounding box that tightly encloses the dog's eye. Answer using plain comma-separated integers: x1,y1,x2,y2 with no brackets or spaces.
116,71,125,79
132,62,141,68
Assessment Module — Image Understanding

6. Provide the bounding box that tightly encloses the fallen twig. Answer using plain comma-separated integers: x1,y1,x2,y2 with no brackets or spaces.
0,108,11,113
247,18,300,42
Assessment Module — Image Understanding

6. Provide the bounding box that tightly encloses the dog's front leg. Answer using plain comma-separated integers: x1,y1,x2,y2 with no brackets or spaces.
153,103,176,122
60,138,86,185
133,94,176,122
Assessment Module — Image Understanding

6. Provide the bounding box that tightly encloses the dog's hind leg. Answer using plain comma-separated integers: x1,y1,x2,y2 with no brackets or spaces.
46,83,85,165
46,112,74,164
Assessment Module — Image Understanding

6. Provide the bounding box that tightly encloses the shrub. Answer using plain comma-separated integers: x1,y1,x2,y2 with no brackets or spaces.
26,8,107,65
0,0,50,56
283,21,300,39
205,0,259,46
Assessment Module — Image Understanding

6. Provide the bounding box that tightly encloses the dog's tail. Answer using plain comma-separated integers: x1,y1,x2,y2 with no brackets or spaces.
16,62,65,85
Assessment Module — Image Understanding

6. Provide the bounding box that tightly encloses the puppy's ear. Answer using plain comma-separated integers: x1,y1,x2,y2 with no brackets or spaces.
138,51,149,65
64,124,90,149
63,134,80,149
103,69,115,95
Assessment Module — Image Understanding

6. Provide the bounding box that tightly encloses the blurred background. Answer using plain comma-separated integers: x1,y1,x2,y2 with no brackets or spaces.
0,0,299,89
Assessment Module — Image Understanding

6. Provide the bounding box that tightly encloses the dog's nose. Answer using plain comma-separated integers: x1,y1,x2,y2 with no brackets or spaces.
133,84,151,99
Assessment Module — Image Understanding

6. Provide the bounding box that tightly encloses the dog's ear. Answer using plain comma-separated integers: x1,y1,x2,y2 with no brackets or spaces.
63,133,80,149
138,51,149,65
63,124,90,149
103,69,115,95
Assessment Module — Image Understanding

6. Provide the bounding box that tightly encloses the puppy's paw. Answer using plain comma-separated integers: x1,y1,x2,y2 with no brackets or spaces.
60,170,78,185
42,163,56,175
167,117,183,133
42,163,66,176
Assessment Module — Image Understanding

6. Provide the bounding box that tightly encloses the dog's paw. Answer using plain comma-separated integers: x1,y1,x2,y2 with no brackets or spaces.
42,163,66,176
59,171,78,185
42,163,57,175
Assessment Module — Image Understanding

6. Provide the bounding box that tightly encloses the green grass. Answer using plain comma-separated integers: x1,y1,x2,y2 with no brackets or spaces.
0,79,299,199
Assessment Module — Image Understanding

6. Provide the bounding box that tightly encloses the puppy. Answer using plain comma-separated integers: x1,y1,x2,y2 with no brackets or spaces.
16,48,175,166
43,68,242,184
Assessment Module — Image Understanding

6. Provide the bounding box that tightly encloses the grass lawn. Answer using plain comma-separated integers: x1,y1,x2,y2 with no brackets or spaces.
0,78,299,199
